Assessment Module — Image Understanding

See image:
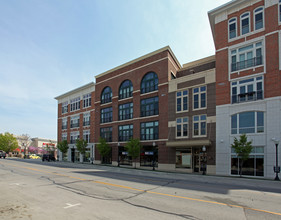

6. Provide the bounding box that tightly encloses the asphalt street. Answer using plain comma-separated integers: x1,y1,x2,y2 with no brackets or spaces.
0,158,281,220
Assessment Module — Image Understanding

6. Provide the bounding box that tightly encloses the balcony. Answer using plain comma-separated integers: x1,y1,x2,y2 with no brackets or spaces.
231,56,262,72
232,90,263,104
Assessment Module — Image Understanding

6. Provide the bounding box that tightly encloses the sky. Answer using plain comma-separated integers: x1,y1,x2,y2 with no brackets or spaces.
0,0,230,140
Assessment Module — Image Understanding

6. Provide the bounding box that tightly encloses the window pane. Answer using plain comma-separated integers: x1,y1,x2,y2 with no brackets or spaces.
239,112,255,133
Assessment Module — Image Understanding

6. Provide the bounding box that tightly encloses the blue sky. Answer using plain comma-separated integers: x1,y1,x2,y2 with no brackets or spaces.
0,0,230,140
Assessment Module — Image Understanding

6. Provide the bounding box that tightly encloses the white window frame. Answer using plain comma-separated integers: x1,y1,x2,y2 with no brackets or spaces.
176,117,189,138
254,7,264,31
193,86,207,110
228,17,237,40
240,12,250,35
70,97,80,112
70,115,80,128
230,40,263,73
193,115,207,137
62,133,67,141
176,89,188,112
231,76,264,104
83,93,91,108
62,101,68,114
83,130,90,143
83,113,90,127
231,111,264,135
70,131,79,144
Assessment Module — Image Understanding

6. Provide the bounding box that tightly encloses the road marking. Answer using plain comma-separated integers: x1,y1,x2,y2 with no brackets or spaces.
64,203,81,209
2,161,281,217
9,183,20,186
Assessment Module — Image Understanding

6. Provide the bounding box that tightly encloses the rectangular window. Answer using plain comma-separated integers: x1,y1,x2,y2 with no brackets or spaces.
176,90,188,112
140,121,159,140
83,130,90,143
231,76,263,104
119,103,133,120
193,86,206,110
70,115,80,128
119,124,133,141
176,149,192,168
231,111,264,134
62,133,67,141
62,118,67,130
62,101,68,114
140,97,159,117
70,132,79,144
100,127,112,142
176,117,188,138
231,41,263,72
231,147,264,176
70,97,80,112
83,113,90,126
83,93,91,108
101,107,112,123
229,18,237,39
193,115,207,137
279,1,281,22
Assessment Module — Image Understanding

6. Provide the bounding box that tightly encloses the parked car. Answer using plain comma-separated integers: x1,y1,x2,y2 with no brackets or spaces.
42,154,56,162
0,150,6,159
29,154,40,159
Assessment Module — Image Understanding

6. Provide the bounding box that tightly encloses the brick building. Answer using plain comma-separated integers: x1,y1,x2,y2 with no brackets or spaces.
94,46,181,169
167,55,216,174
55,82,95,162
209,0,281,178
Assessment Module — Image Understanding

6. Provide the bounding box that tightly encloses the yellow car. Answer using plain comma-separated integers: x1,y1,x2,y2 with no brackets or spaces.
29,154,40,159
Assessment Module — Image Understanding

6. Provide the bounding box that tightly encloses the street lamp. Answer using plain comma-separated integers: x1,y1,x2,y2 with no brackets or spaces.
117,142,120,167
202,146,206,175
272,138,280,181
152,142,156,171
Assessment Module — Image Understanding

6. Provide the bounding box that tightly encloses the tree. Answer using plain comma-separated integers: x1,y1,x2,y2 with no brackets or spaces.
231,134,253,177
76,139,88,162
125,138,141,169
19,134,31,158
97,138,111,164
0,132,18,154
57,140,69,161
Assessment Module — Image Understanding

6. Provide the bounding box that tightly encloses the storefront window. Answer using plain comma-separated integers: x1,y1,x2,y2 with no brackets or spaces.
140,146,158,167
176,149,192,168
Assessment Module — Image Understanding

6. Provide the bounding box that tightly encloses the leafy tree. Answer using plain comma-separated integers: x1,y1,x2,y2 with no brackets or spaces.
76,139,88,162
97,138,111,164
125,138,141,169
231,134,253,177
57,140,69,161
0,132,18,153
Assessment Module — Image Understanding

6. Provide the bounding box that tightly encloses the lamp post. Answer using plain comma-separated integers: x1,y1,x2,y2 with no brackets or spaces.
272,138,280,181
91,144,94,165
152,142,156,171
117,142,120,167
202,146,206,175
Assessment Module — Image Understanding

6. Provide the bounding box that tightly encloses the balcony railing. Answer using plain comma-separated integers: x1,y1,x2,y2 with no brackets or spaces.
232,90,263,104
231,56,262,72
70,123,79,128
62,125,67,130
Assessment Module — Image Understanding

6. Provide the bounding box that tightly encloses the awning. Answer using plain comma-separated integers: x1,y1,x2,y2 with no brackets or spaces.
166,139,211,148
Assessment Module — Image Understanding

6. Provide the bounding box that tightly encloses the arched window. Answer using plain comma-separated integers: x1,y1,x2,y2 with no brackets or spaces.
254,7,264,30
228,17,237,39
141,72,158,94
101,86,112,104
240,12,250,35
119,80,133,100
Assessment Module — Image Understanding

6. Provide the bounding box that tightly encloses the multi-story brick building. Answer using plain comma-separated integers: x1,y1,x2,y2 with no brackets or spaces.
167,55,216,174
209,0,281,178
94,46,181,169
55,82,95,162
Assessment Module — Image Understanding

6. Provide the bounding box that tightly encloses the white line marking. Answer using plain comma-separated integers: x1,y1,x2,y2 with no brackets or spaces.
64,203,81,209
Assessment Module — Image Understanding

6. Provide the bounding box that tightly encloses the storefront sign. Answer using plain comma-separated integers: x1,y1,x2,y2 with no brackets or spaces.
145,151,154,155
